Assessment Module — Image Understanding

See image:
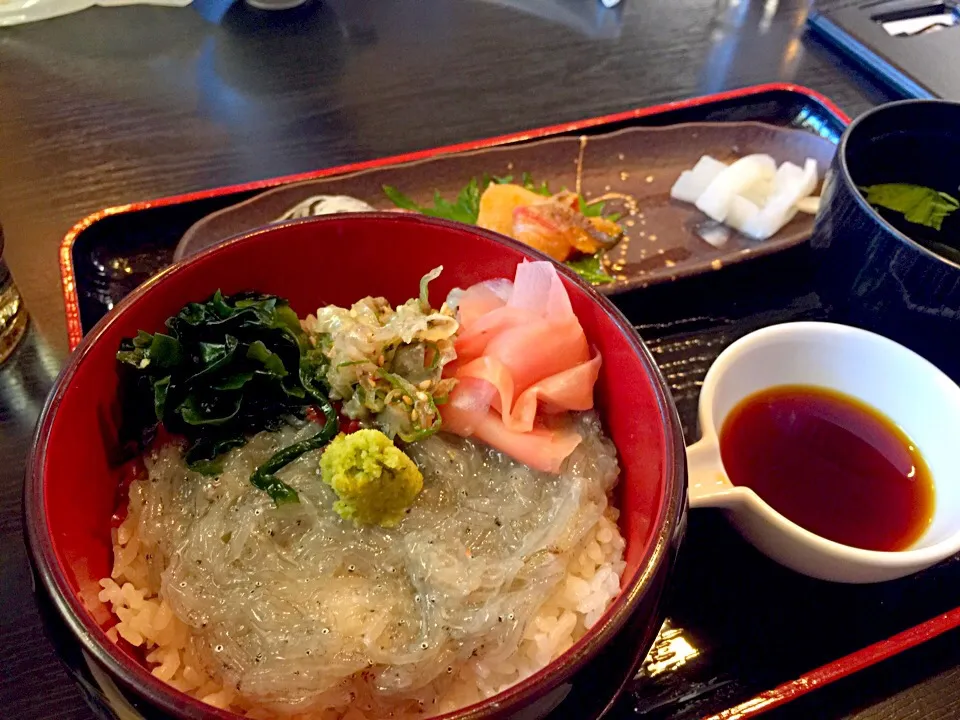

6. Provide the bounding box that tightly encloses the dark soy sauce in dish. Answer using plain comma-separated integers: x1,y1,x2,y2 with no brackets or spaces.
719,384,934,552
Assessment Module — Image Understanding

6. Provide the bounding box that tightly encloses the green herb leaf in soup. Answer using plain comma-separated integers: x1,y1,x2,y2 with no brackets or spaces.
862,184,960,231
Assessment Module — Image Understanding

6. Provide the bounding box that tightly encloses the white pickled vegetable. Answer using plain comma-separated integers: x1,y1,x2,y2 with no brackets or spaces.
796,196,822,214
725,195,761,233
672,154,822,243
695,154,777,223
670,155,727,203
741,158,818,240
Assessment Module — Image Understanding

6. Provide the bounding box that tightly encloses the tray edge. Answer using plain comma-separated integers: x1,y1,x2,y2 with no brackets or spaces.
701,605,960,719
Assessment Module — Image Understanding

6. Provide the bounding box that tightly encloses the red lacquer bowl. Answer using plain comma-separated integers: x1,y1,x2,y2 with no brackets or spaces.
25,214,686,720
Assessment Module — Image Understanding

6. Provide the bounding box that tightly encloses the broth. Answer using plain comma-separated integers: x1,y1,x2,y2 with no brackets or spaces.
719,384,934,552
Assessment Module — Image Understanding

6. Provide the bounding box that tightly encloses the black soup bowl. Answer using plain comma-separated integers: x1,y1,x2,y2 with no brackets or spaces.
810,99,960,382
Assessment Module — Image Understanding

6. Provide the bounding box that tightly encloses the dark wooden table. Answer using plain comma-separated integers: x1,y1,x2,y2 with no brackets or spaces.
3,1,958,718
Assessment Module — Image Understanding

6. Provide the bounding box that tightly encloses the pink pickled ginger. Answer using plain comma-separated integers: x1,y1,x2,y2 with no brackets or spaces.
442,262,601,473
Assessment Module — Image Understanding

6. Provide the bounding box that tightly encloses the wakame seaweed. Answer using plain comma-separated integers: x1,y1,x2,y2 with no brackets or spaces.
117,291,338,504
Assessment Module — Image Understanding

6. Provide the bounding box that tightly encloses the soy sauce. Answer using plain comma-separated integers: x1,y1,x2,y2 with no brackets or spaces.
719,385,934,552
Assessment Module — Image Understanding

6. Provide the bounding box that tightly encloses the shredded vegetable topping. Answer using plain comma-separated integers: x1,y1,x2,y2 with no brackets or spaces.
303,267,459,442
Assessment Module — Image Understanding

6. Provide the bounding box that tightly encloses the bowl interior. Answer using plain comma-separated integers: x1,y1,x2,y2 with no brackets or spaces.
31,214,676,717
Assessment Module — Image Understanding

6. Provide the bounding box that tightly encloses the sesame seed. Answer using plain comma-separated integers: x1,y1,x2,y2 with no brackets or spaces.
418,380,432,390
416,391,428,402
402,395,413,405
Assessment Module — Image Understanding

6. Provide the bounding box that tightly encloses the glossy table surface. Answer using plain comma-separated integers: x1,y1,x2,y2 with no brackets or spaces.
2,1,957,718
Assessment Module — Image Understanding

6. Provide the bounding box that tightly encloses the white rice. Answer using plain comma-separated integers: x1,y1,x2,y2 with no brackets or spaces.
98,430,626,719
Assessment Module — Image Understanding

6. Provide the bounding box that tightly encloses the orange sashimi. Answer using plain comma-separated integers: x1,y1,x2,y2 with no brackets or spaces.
454,306,537,366
508,259,575,320
482,318,589,394
454,282,508,328
442,261,601,473
520,353,601,414
454,353,602,432
475,183,547,237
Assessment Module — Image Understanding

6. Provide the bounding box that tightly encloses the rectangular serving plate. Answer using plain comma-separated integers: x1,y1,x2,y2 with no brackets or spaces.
60,82,846,350
56,84,960,720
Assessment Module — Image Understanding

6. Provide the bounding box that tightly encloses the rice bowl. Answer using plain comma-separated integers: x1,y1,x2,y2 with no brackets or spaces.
26,214,685,720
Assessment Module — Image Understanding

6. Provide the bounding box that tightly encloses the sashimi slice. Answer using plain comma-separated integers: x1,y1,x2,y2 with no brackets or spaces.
455,260,579,363
451,358,515,419
454,282,510,328
483,318,589,394
509,260,575,321
454,306,540,364
445,261,600,473
441,404,583,474
511,354,602,420
696,154,777,223
448,375,500,414
453,353,601,432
